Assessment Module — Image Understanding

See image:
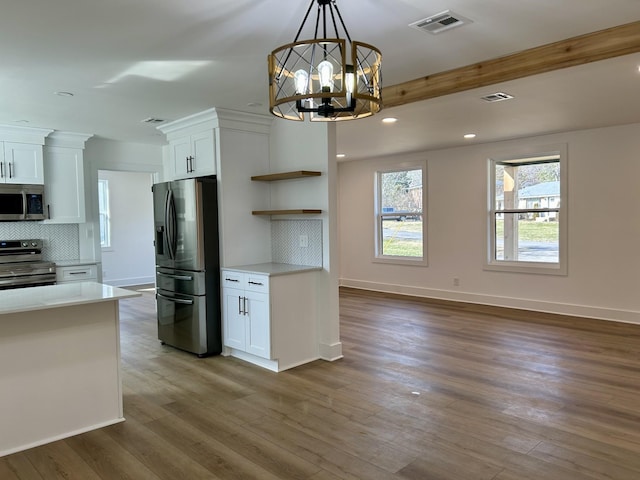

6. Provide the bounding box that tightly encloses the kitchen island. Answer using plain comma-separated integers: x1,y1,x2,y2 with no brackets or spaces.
0,282,140,457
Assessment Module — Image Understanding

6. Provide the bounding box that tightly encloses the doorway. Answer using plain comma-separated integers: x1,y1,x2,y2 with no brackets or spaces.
98,170,155,287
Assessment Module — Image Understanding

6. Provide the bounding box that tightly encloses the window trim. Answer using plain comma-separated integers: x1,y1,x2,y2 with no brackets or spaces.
373,162,428,267
485,144,568,275
98,178,112,251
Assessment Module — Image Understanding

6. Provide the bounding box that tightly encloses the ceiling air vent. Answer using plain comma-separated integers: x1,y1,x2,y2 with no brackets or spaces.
409,10,473,35
481,92,514,103
141,117,166,124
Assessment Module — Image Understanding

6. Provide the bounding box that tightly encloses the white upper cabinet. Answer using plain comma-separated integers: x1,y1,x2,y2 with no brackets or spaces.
43,132,92,224
158,109,220,180
167,129,215,179
0,125,52,185
1,142,45,184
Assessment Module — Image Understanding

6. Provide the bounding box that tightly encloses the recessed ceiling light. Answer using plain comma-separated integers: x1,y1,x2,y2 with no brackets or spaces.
464,133,476,139
54,91,74,97
382,117,398,124
13,119,30,124
336,153,346,158
247,102,263,108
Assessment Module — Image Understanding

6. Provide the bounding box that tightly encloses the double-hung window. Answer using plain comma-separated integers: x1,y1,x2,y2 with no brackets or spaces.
487,145,567,274
375,165,426,264
98,178,112,249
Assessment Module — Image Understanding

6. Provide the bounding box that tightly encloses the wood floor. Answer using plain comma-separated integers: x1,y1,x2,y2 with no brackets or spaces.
2,287,640,479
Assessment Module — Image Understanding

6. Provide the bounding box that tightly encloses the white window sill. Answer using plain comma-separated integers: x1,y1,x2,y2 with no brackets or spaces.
373,256,428,267
484,260,567,276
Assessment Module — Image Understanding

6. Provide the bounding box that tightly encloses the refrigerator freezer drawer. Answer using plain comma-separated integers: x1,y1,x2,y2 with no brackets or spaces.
156,267,206,296
156,289,212,356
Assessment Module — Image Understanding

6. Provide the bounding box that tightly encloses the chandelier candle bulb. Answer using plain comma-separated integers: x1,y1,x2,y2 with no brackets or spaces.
318,61,334,92
294,70,309,94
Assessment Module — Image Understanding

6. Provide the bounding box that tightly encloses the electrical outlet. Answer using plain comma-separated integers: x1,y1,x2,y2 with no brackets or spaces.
299,234,309,248
453,277,460,287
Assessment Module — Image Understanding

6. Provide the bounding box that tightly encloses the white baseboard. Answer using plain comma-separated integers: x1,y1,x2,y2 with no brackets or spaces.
340,278,640,325
319,341,343,361
0,417,125,458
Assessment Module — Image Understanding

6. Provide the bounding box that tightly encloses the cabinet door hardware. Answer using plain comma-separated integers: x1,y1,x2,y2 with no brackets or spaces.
185,155,195,173
47,205,51,219
157,272,193,281
156,293,194,305
0,162,3,178
8,162,13,178
225,278,240,282
69,271,89,275
237,295,249,315
249,281,264,286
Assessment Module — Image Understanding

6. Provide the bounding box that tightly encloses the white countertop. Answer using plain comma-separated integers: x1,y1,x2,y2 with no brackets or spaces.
0,282,140,315
223,262,322,276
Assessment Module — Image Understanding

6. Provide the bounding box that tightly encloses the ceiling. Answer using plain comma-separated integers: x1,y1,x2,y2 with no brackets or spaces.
1,0,639,161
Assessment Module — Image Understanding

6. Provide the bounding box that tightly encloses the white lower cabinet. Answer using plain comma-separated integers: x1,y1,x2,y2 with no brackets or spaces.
221,267,318,372
56,263,99,284
222,271,270,359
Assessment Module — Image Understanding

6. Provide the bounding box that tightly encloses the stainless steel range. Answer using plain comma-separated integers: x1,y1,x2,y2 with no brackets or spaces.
0,239,56,289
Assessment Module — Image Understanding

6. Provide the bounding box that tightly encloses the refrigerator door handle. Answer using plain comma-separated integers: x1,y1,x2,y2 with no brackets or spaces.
157,271,193,281
164,189,177,260
156,292,194,305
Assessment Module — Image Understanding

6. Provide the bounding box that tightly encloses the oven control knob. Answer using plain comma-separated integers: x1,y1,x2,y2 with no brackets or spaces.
31,242,38,247
22,242,29,247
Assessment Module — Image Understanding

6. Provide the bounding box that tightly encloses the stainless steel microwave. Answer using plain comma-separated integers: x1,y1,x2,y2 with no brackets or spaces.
0,184,46,221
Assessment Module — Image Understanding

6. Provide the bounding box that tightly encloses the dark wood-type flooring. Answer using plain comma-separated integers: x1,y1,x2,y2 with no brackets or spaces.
2,286,640,479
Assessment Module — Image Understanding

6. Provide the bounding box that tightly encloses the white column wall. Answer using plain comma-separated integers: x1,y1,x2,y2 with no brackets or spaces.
269,120,342,360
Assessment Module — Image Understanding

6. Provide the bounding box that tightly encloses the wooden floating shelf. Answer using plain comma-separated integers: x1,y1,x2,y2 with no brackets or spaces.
251,170,322,182
252,209,322,216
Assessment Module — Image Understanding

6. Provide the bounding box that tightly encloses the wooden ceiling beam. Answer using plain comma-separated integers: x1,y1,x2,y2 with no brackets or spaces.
382,20,640,108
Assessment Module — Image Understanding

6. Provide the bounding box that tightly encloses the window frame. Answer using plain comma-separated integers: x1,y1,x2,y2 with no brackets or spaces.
98,178,112,251
485,144,567,275
373,162,428,266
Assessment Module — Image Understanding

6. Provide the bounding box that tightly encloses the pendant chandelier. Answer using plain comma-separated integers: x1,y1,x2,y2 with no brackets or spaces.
268,0,382,121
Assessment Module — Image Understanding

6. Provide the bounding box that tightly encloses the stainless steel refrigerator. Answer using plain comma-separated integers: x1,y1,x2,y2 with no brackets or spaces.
152,176,221,357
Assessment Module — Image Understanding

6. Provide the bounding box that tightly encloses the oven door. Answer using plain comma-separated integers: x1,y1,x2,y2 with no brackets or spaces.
156,288,208,355
0,262,56,289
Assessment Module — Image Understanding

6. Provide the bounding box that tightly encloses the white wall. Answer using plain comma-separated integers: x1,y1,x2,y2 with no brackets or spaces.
338,122,640,324
215,125,272,267
98,170,155,286
269,120,342,361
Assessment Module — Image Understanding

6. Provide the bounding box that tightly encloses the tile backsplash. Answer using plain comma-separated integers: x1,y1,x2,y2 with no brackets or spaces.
271,219,322,267
0,222,80,261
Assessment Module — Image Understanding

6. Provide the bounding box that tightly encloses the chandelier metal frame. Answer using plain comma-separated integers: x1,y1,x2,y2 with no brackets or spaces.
268,0,382,121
